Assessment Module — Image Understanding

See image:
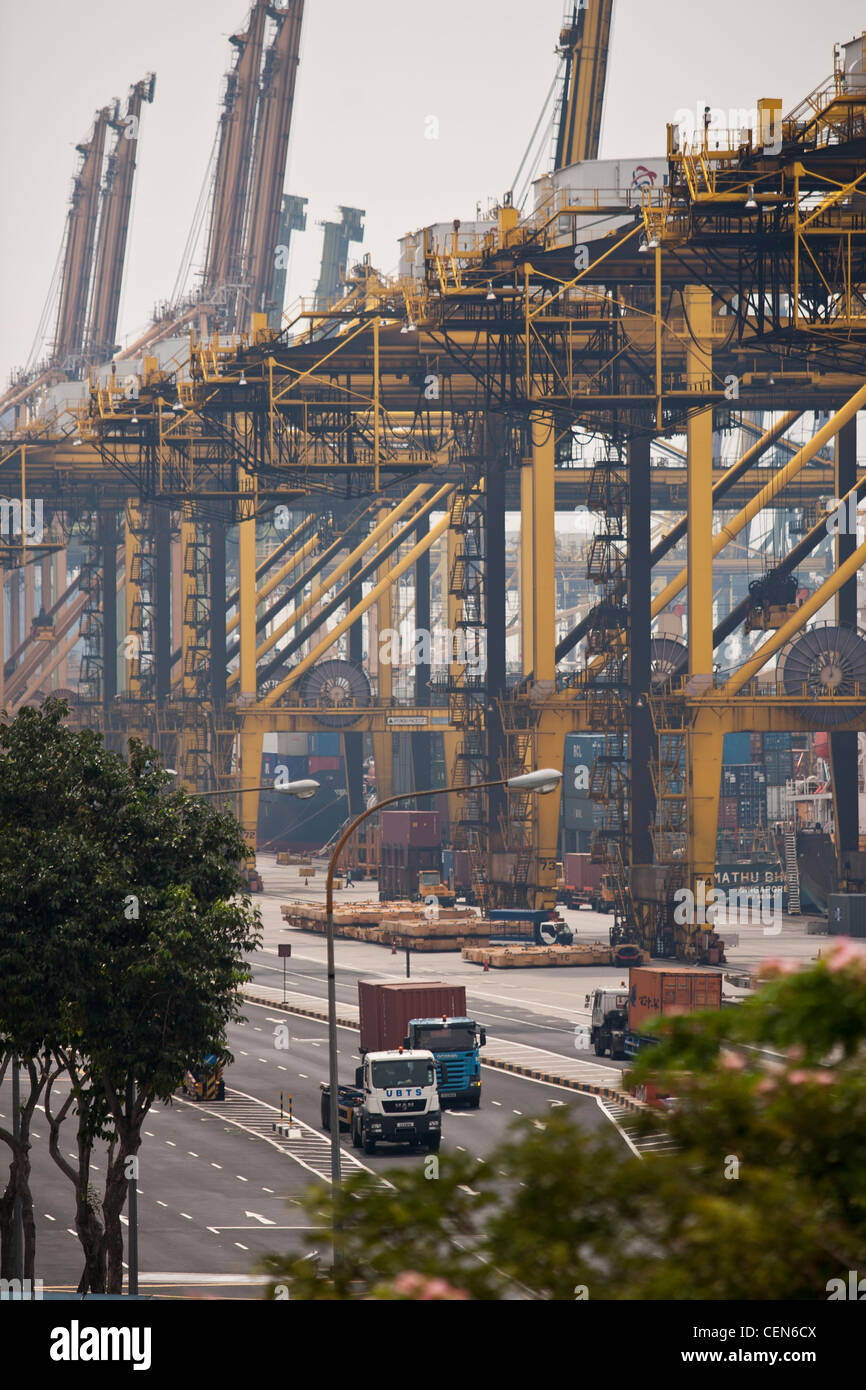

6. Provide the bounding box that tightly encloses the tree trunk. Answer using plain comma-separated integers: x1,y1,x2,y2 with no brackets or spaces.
103,1150,129,1295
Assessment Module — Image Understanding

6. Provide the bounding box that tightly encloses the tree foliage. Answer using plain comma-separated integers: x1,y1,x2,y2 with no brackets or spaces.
0,699,261,1289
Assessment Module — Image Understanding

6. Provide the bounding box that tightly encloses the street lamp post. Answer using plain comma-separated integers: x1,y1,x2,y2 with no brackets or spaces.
323,768,562,1208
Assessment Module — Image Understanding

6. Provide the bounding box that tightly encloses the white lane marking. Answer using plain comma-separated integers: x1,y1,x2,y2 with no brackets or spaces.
298,1073,308,1079
144,1131,155,1137
44,1213,56,1221
491,1100,502,1107
240,1051,249,1056
181,1213,193,1221
236,1175,248,1182
262,1187,274,1194
244,1210,276,1225
278,1066,287,1071
512,1110,522,1115
235,1243,249,1251
211,1163,222,1170
258,1058,268,1063
188,1152,198,1157
165,1141,176,1147
157,1201,168,1208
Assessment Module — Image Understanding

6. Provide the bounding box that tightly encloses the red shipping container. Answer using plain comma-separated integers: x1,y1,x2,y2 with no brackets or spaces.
718,797,738,830
628,966,722,1032
563,853,603,891
380,809,441,847
358,980,467,1053
308,755,341,773
750,732,763,761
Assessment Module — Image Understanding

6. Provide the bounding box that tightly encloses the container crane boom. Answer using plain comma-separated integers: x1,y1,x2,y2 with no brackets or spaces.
242,0,305,330
203,0,270,324
52,107,111,372
85,74,156,366
554,0,614,168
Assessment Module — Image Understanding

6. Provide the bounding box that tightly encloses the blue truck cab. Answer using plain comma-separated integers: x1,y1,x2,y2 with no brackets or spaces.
404,1016,486,1107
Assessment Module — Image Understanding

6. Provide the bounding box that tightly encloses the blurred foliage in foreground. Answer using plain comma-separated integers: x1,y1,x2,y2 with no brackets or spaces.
262,944,866,1300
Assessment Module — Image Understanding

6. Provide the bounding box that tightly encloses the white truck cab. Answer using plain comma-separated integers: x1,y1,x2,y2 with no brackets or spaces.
351,1049,442,1155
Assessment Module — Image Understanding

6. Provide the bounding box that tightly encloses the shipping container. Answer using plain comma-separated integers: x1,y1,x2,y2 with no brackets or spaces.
308,755,342,773
764,732,792,750
454,850,473,890
723,732,752,765
380,809,441,847
718,797,738,830
749,732,763,761
766,785,787,822
764,750,793,784
358,980,467,1054
310,733,341,755
828,894,866,936
628,967,723,1032
563,853,604,891
278,733,310,756
737,797,766,829
563,800,601,830
261,752,308,781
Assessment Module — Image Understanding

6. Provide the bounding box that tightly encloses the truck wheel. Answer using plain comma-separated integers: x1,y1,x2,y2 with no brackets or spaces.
468,1093,481,1109
362,1126,376,1156
594,1038,606,1057
427,1136,441,1153
321,1098,330,1131
352,1115,362,1149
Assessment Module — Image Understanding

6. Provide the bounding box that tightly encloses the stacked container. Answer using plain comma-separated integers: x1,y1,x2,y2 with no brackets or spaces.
378,811,443,900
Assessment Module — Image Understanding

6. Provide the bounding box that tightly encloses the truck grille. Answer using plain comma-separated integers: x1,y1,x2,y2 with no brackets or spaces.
438,1061,468,1087
382,1099,425,1114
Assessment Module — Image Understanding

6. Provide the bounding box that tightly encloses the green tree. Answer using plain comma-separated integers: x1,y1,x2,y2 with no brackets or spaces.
0,699,261,1291
262,944,866,1300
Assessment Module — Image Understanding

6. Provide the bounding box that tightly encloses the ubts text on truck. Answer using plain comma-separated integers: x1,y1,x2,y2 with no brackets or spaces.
359,980,486,1107
587,966,723,1059
321,1048,442,1155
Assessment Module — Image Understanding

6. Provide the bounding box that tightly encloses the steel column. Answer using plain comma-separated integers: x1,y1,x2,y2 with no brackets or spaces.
832,415,859,862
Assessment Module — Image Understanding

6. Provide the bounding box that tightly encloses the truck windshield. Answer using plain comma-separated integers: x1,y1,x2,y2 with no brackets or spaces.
371,1059,434,1089
415,1026,476,1052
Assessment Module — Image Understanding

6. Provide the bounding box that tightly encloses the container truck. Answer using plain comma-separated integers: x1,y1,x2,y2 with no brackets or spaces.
558,854,614,910
358,980,486,1106
320,1049,442,1153
586,965,723,1059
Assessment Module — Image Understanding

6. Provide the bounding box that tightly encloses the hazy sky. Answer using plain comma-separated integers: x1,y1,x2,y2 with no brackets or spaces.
1,0,863,385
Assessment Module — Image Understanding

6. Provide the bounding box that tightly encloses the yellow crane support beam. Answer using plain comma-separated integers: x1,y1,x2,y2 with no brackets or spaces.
227,484,441,685
260,507,453,708
653,380,866,618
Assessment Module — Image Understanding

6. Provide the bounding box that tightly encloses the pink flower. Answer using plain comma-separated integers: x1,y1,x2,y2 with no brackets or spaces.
720,1052,745,1070
391,1271,470,1300
760,957,800,977
392,1271,425,1295
756,1078,776,1095
826,940,866,972
788,1068,836,1086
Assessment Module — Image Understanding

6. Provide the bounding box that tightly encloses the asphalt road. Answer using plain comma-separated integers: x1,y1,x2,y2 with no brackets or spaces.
0,1002,619,1297
247,945,624,1074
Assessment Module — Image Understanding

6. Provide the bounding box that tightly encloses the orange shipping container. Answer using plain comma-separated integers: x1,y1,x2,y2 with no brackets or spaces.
628,966,722,1031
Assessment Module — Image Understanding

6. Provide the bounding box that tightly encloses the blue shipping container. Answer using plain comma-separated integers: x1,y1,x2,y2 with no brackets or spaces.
310,733,341,755
723,733,752,765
